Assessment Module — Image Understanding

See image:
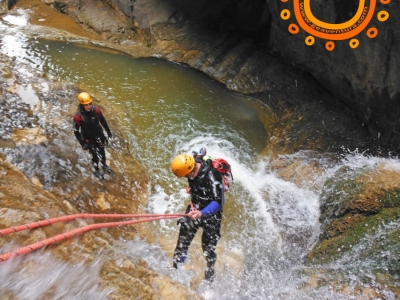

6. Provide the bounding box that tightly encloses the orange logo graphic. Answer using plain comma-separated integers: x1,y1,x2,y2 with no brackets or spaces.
280,0,390,51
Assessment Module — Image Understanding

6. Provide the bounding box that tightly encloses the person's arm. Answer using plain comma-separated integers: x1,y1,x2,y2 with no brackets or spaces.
188,201,221,219
201,201,221,216
96,107,112,138
208,169,225,207
73,116,85,146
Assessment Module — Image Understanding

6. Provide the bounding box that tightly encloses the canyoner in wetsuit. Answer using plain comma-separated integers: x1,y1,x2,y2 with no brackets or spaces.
171,153,225,282
73,92,112,178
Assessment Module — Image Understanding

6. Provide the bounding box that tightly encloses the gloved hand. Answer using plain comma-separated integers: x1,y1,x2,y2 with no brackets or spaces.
107,131,112,139
82,143,89,150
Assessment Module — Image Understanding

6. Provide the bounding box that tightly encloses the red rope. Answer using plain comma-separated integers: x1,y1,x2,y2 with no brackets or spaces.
0,213,187,263
0,213,186,236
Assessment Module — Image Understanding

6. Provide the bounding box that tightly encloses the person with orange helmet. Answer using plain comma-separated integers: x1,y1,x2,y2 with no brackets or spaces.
170,152,225,282
73,92,112,178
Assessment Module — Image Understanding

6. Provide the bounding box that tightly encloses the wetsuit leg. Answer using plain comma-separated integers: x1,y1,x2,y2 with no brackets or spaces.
88,144,99,168
97,144,106,166
89,142,106,167
201,213,222,269
173,219,199,267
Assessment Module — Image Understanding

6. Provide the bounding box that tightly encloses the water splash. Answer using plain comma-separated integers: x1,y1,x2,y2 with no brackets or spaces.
0,250,108,300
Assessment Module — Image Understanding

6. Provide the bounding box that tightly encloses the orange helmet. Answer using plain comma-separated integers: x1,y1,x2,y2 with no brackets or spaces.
171,154,195,177
78,92,92,105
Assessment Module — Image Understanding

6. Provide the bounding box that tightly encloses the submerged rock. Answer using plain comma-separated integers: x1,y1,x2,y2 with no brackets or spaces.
11,127,47,146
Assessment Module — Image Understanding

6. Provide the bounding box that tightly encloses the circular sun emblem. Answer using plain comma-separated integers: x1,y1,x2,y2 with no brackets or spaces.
280,0,390,51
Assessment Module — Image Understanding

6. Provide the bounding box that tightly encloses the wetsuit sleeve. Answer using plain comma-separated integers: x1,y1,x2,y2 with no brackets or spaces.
73,115,85,146
201,201,221,217
96,107,111,134
208,169,224,206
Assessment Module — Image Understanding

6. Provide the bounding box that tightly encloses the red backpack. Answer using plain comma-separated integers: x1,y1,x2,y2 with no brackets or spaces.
211,158,233,192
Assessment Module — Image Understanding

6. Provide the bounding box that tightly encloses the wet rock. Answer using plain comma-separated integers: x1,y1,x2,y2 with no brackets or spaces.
268,150,338,191
95,192,110,211
11,127,47,146
31,175,44,187
302,269,387,299
306,163,400,296
324,214,367,239
320,163,400,225
0,139,16,148
0,145,200,298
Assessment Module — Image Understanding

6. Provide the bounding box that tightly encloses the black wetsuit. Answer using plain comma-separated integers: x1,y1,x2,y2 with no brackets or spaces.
173,159,225,270
73,105,111,169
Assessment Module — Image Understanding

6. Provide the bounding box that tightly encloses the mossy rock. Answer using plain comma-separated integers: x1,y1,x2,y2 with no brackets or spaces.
307,163,400,291
319,166,369,233
306,207,400,274
381,189,400,209
306,207,400,290
319,164,400,239
325,214,367,238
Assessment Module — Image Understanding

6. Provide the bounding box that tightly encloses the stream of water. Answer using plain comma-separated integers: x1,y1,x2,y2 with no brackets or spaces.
0,9,398,300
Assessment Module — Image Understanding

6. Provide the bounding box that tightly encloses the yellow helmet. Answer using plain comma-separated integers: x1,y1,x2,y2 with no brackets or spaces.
78,92,92,105
171,154,195,177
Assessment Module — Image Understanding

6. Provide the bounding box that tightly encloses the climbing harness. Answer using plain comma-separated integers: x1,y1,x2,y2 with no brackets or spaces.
0,213,187,263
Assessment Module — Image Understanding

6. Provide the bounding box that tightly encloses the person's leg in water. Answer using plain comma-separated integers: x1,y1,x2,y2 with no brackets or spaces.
94,139,112,173
88,144,103,178
97,143,112,173
173,218,199,268
202,214,222,282
89,143,100,176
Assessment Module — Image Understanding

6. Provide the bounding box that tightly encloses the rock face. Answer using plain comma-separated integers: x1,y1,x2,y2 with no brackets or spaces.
40,0,400,153
268,0,400,146
306,163,400,296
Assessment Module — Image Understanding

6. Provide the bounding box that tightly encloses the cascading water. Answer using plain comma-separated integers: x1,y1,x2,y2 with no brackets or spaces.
0,9,398,300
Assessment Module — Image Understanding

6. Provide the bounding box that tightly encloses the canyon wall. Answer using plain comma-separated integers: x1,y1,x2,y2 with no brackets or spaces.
16,0,400,153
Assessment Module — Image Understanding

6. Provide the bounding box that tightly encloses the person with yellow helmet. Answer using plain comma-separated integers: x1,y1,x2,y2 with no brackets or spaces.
73,92,112,178
171,152,225,282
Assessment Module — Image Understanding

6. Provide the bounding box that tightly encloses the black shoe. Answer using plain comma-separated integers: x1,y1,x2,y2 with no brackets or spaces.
94,169,103,179
102,165,112,174
205,268,214,282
